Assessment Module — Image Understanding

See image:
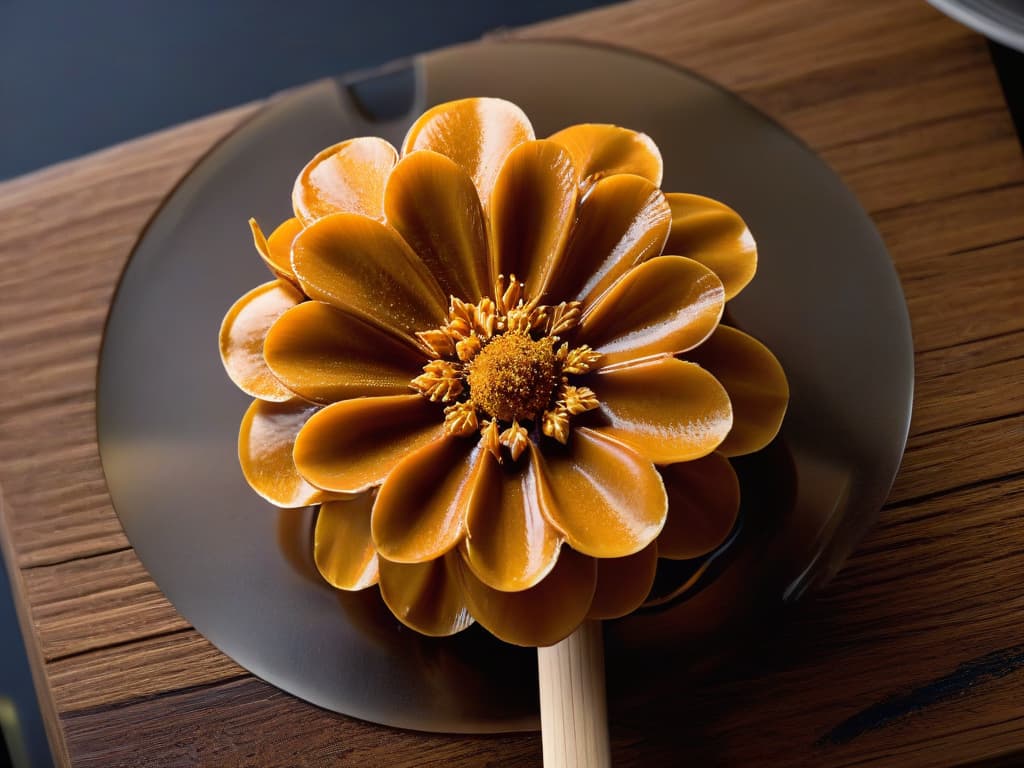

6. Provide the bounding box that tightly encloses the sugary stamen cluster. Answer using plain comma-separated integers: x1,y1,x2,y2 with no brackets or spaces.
410,275,603,460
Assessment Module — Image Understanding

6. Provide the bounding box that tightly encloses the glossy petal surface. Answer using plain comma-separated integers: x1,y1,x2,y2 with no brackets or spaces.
587,357,732,464
220,280,302,402
461,449,562,592
587,541,658,619
489,140,577,300
291,212,447,343
657,452,740,560
455,548,597,647
249,218,300,284
548,124,662,185
402,97,534,208
576,256,724,366
293,395,445,494
546,174,671,307
372,437,481,563
314,494,379,590
384,150,489,301
264,301,424,404
238,400,329,508
685,326,788,456
664,193,757,300
292,136,397,224
379,554,474,637
534,428,666,558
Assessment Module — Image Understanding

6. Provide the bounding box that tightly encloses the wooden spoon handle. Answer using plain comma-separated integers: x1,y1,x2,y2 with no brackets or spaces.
537,621,611,768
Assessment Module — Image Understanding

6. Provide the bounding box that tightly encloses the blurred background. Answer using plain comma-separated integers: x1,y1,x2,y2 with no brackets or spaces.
0,3,616,765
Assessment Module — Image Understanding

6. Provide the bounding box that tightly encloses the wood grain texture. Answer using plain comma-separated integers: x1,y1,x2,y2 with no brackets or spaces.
0,0,1022,766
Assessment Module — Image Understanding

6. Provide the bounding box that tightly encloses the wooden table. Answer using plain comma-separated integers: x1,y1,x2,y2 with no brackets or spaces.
1,0,1022,765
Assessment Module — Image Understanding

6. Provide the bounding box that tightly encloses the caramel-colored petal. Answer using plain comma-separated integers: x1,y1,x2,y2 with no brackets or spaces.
378,554,474,637
401,97,534,208
587,541,658,620
657,452,740,560
292,136,398,224
239,399,331,508
546,174,671,307
489,140,577,300
461,449,562,592
533,428,665,558
587,357,732,464
265,217,303,284
576,256,724,367
372,436,482,563
314,494,379,590
454,547,597,647
264,301,425,404
384,150,489,301
684,326,788,456
220,280,302,402
548,124,662,186
291,212,447,343
664,193,757,301
293,395,445,494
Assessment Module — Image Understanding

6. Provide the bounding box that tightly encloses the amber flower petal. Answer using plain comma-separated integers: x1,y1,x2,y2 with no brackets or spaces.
384,150,490,302
291,212,448,344
264,301,425,404
249,218,301,285
548,124,662,186
489,139,577,301
314,494,379,590
657,453,740,560
587,357,732,464
402,97,534,209
576,256,724,367
461,449,562,592
379,554,474,637
546,174,671,308
664,193,757,301
292,136,397,225
220,280,302,402
454,547,597,647
684,326,788,457
293,395,445,494
586,541,658,620
534,429,666,558
238,399,334,508
371,437,482,563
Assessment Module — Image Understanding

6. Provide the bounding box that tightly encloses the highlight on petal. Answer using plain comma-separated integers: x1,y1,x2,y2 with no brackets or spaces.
586,541,658,620
315,494,379,590
461,449,562,592
548,123,662,186
657,453,740,560
264,301,425,404
664,193,757,300
379,554,474,637
293,395,445,494
576,256,724,367
291,212,448,343
454,547,597,647
489,139,577,300
372,436,482,563
586,356,732,464
220,280,303,402
292,136,398,224
238,399,332,508
401,97,535,209
384,150,490,301
533,428,665,558
546,174,671,307
684,326,788,457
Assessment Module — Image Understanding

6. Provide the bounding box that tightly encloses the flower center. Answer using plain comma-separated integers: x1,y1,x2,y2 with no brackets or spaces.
467,334,558,422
